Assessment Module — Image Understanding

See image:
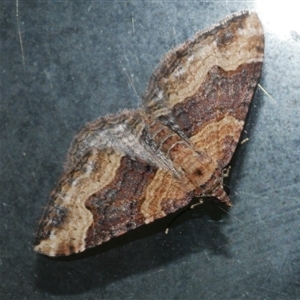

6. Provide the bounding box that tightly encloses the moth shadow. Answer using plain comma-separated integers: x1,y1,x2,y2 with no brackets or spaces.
34,199,231,295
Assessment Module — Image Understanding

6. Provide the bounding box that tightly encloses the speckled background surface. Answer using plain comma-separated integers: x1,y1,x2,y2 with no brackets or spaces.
1,1,299,299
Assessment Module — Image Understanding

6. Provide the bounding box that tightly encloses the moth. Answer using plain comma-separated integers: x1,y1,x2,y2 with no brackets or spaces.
35,11,264,256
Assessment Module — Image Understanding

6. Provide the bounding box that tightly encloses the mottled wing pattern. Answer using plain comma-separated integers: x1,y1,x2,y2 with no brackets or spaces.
35,11,264,256
34,111,194,256
65,109,178,175
143,11,264,169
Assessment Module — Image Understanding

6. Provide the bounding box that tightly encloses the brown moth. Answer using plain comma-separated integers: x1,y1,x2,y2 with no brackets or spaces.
35,11,264,256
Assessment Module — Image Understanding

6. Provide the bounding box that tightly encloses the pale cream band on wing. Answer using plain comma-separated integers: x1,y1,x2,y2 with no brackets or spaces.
166,13,263,106
190,115,244,160
141,169,191,222
34,150,123,256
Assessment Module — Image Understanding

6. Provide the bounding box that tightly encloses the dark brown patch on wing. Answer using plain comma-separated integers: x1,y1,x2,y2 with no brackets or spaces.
172,62,263,138
84,156,157,248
